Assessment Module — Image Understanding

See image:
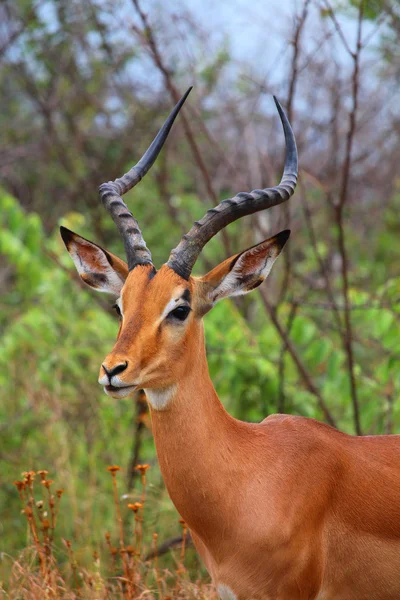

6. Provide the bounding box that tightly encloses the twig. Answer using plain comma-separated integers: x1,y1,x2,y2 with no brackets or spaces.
130,0,233,257
144,531,193,561
259,288,337,428
322,0,355,58
278,0,310,305
127,390,148,491
277,301,299,413
334,1,364,436
300,182,343,334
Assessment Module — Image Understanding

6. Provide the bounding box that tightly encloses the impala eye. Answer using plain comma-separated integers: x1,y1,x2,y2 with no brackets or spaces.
168,305,191,322
112,303,122,318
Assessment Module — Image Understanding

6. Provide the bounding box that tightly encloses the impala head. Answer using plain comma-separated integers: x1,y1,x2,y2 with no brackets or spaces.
61,88,298,404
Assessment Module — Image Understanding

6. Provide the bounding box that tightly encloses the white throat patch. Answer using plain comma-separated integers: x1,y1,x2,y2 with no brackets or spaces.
217,584,237,600
144,385,177,410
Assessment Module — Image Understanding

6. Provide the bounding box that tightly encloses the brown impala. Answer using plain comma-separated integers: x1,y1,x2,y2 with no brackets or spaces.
61,88,400,599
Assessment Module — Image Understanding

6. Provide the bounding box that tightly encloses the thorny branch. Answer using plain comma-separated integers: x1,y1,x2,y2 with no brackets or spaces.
329,1,364,435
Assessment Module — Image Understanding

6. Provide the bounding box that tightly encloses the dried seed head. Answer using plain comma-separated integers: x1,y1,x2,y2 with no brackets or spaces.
42,519,50,530
135,464,150,474
36,500,44,509
106,465,121,474
56,489,64,498
41,479,54,488
128,502,143,513
105,532,111,541
153,533,158,540
13,480,25,491
126,545,135,556
22,471,36,484
37,470,49,481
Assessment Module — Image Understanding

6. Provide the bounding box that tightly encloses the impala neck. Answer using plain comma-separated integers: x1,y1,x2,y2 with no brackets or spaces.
146,323,243,543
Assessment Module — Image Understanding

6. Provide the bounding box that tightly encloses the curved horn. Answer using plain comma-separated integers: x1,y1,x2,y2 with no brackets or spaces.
99,87,192,271
167,96,298,280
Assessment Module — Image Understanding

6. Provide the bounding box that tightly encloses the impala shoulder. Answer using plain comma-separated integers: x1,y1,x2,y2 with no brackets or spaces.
259,414,349,459
262,413,345,437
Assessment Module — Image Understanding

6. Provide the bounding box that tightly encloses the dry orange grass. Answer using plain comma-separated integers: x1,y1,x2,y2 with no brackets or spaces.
2,467,218,599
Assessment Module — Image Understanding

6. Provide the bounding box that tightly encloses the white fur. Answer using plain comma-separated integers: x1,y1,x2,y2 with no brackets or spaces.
98,372,136,398
115,296,123,316
158,288,187,322
98,373,126,387
104,385,136,398
211,245,279,303
144,385,177,410
98,372,109,386
217,584,237,600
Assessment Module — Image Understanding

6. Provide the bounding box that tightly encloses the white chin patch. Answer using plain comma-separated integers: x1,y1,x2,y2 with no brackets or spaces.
144,385,177,410
217,584,237,600
104,385,136,399
98,373,109,386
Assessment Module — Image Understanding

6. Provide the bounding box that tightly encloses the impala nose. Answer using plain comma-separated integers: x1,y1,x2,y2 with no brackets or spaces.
102,361,128,381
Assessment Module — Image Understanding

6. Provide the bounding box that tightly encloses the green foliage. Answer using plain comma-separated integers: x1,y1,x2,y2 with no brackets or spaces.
2,186,399,581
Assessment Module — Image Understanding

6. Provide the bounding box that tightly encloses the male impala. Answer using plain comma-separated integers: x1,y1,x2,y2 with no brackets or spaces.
61,88,400,599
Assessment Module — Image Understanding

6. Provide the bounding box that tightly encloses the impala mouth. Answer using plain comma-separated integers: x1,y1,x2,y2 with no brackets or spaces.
104,384,137,398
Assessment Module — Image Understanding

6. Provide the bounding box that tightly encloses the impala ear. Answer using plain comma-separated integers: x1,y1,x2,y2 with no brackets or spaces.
201,230,290,304
60,226,128,296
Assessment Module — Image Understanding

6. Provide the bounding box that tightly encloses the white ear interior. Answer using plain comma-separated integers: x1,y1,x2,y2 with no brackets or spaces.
210,242,281,303
68,238,125,296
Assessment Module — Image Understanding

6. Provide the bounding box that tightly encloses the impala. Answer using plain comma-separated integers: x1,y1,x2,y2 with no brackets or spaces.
61,88,400,600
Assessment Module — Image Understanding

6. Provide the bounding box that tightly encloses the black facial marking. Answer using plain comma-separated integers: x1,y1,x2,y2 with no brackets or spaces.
182,289,191,304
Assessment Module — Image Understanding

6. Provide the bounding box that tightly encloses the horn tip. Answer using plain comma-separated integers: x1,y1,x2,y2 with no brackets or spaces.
273,95,284,116
181,86,193,102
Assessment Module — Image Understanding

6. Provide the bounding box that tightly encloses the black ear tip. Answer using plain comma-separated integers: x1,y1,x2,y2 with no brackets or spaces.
60,225,74,247
277,229,291,248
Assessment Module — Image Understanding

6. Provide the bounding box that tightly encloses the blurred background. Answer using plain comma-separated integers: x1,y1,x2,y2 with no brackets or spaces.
0,0,399,590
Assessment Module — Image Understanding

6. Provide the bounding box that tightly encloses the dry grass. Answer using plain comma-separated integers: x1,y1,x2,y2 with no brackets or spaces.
1,467,217,599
